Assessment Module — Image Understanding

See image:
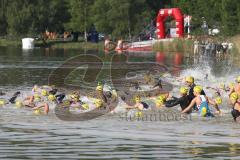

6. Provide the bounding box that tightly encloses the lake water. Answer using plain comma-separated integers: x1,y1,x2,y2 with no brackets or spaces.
0,46,239,159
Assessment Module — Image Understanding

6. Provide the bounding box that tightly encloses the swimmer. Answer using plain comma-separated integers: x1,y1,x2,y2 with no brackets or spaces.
69,94,82,108
9,91,21,104
182,86,221,117
96,82,107,103
154,94,168,108
164,87,191,114
229,92,240,122
125,95,150,111
185,76,206,102
33,103,49,115
229,76,240,97
0,91,21,106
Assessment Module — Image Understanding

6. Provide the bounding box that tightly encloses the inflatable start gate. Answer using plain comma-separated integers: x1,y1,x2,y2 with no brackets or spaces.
156,8,184,39
106,8,185,52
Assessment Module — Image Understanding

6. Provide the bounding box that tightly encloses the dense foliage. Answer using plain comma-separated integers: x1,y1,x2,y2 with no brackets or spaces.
0,0,239,38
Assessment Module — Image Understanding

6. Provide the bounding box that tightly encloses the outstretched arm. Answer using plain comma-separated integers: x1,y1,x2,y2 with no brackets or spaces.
125,104,137,109
208,97,221,113
182,98,196,113
165,98,180,108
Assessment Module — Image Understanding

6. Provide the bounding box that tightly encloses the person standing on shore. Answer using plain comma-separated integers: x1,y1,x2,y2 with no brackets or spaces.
193,40,199,55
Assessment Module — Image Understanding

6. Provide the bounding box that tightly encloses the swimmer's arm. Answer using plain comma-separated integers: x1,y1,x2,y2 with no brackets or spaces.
181,98,196,113
165,98,180,108
32,105,44,110
208,97,221,112
125,104,138,109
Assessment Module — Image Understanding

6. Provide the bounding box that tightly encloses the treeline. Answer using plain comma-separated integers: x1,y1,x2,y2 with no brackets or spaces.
0,0,239,39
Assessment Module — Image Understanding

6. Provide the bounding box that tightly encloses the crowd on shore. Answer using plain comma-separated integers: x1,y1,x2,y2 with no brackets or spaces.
193,39,233,57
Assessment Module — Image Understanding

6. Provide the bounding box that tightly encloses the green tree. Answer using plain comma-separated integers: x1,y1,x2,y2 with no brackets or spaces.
6,0,34,35
65,0,94,41
221,0,239,36
92,0,151,39
0,0,8,36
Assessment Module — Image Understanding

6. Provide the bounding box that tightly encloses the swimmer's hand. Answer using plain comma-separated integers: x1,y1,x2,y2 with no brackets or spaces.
215,110,222,116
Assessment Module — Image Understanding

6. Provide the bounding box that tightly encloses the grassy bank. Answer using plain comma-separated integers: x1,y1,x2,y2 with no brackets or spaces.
153,38,193,53
230,35,240,55
49,40,104,50
0,38,104,50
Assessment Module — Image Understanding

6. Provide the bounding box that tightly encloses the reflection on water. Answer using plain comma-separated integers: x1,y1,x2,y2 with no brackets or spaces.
0,46,240,159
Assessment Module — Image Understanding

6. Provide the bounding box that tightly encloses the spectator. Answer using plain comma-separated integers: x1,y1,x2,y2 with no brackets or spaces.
193,40,199,55
210,42,216,57
205,41,211,56
222,41,228,55
216,42,222,57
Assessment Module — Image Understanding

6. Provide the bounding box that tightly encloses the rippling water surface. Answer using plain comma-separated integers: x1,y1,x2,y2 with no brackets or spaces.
0,47,240,159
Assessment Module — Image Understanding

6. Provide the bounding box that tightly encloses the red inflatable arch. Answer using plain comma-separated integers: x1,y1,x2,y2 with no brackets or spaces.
156,8,184,39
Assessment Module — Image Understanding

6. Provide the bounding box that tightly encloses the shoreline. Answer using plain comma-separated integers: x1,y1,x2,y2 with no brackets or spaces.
0,38,104,50
0,36,239,55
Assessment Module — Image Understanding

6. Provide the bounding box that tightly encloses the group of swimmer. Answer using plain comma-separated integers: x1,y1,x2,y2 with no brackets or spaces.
125,75,240,122
1,74,240,122
0,82,113,115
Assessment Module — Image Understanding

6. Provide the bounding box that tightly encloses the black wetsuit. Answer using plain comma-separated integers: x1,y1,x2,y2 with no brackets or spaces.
231,109,240,121
189,84,206,101
141,102,149,109
231,102,240,121
165,95,191,114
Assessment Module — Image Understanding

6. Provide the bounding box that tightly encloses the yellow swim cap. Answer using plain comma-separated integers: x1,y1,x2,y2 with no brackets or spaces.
219,83,225,89
201,107,207,117
70,94,80,100
230,92,238,101
215,97,222,105
94,99,103,108
180,87,188,94
62,100,70,106
34,94,41,101
15,101,23,108
135,111,143,118
82,103,89,110
33,109,42,115
96,85,103,91
0,99,5,106
155,99,164,107
41,89,48,96
112,89,118,97
185,76,194,83
228,82,234,89
135,95,141,103
237,76,240,83
193,85,202,93
32,85,38,92
48,94,56,101
155,95,166,107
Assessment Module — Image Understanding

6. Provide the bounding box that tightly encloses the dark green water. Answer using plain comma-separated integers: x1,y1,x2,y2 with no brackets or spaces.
0,46,239,159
